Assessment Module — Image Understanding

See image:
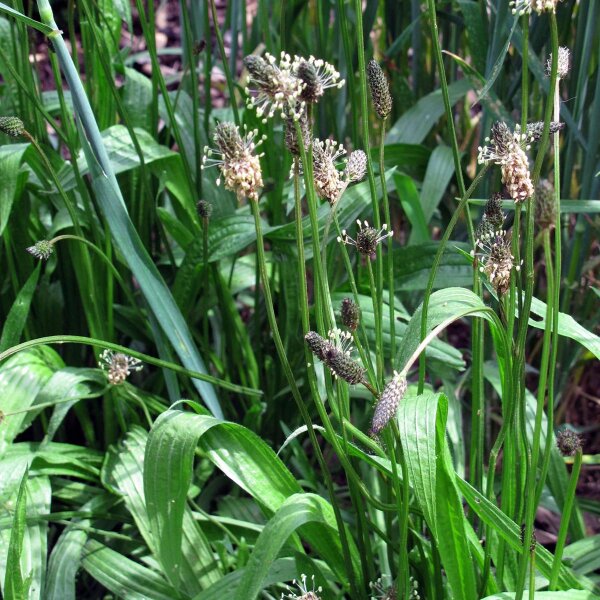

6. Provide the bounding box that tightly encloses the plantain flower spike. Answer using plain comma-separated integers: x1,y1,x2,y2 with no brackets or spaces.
99,350,143,385
305,329,366,385
472,229,520,296
546,46,571,79
478,122,536,203
201,122,265,202
295,56,344,104
281,574,322,600
371,372,407,434
556,428,582,456
338,219,393,260
0,116,24,137
367,60,392,120
26,240,54,261
341,298,360,331
510,0,562,15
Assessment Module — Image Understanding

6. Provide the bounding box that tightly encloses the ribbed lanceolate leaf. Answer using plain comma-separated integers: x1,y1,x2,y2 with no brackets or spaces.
458,479,599,593
103,426,221,595
45,494,116,600
0,473,50,600
81,539,181,600
0,347,62,457
397,392,477,599
145,411,362,592
234,494,357,600
0,265,40,353
395,287,504,372
0,143,29,238
193,558,298,600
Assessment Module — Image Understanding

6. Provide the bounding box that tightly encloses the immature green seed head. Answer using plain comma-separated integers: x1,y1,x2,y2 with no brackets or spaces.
0,116,24,137
341,298,360,331
367,60,392,120
556,428,582,456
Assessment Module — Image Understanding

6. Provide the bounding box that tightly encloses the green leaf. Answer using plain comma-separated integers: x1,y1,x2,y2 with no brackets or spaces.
0,265,41,353
49,32,221,416
37,368,105,443
563,535,600,576
419,145,456,224
457,478,598,592
457,0,488,74
528,296,600,360
81,539,181,600
0,476,50,600
481,593,600,600
394,243,473,291
105,426,221,595
0,348,61,457
0,143,30,237
0,3,53,35
45,494,116,600
330,292,465,369
397,392,477,599
395,287,501,371
2,470,29,600
234,493,358,600
392,173,429,244
145,411,361,591
386,79,472,144
193,558,298,600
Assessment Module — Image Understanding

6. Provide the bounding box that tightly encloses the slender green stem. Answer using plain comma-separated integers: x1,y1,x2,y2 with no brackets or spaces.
0,335,260,397
379,123,396,366
536,46,565,512
548,449,582,590
294,119,334,331
249,199,359,597
354,0,384,386
208,0,240,126
515,15,560,599
23,130,104,340
49,235,137,311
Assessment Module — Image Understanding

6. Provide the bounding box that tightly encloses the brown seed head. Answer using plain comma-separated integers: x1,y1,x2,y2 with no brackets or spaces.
367,60,392,119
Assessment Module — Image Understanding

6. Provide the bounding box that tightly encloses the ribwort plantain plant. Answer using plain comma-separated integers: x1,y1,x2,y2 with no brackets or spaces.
0,1,597,599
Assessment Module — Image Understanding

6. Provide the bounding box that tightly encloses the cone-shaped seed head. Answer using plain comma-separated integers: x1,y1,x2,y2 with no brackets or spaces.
341,298,360,331
371,375,407,434
197,199,213,219
0,116,24,137
367,60,392,119
556,428,582,456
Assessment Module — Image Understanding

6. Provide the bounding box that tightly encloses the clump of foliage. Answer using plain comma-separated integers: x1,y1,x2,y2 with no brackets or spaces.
0,0,599,599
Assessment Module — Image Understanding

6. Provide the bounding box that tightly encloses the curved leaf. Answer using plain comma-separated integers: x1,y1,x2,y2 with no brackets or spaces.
397,392,477,599
234,493,354,600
